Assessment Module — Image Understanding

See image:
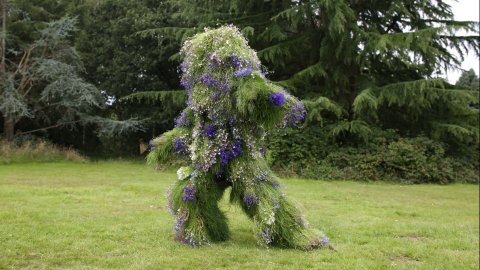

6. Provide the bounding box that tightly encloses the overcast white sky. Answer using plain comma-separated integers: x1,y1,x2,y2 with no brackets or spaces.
442,0,479,83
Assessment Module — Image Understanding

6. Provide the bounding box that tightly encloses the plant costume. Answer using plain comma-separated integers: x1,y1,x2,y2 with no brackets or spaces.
149,26,329,249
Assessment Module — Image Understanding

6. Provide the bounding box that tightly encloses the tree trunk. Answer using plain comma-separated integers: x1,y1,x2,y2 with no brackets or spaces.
3,117,14,141
1,0,11,141
0,0,6,73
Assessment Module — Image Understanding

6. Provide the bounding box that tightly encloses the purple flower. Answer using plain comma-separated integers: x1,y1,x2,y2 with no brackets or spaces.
201,74,218,88
175,209,187,240
259,146,266,156
231,140,242,157
202,124,216,139
219,148,230,165
234,67,253,77
182,185,196,201
320,236,330,246
173,138,185,152
243,194,258,208
179,61,187,73
230,54,241,68
273,200,280,210
180,76,192,90
175,111,190,127
260,228,272,245
284,101,307,127
269,92,285,107
272,181,279,189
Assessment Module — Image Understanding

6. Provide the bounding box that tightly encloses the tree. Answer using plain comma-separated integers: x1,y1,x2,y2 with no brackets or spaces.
140,0,479,152
0,0,141,141
61,0,189,154
456,68,479,90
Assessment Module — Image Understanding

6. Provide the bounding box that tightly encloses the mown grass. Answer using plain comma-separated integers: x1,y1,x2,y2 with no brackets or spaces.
0,162,478,269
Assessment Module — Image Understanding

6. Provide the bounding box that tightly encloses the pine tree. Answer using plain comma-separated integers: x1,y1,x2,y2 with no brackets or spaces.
0,0,142,141
139,0,479,153
456,68,479,90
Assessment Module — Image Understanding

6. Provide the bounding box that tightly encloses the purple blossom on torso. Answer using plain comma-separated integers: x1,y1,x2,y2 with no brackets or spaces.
230,54,241,68
234,67,253,77
270,92,285,107
320,236,330,246
284,101,307,127
202,124,216,139
182,185,196,201
175,111,190,127
173,138,186,152
231,140,242,157
243,194,258,208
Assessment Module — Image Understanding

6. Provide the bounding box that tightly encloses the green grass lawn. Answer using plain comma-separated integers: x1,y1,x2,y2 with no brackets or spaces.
0,162,478,269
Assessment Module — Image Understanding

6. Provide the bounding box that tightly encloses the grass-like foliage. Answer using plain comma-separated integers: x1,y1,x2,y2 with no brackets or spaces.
0,162,478,269
148,26,322,249
0,140,86,164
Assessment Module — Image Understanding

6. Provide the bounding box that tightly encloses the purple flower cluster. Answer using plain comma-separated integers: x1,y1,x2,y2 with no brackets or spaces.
182,185,196,201
320,236,330,247
284,101,307,127
180,75,192,90
272,181,280,189
175,111,190,127
259,146,266,156
182,233,199,247
230,54,242,68
234,67,253,78
243,194,258,208
173,138,186,152
202,124,216,139
269,92,285,107
219,140,243,165
273,200,280,210
201,74,229,92
260,228,272,245
175,210,187,240
254,170,268,182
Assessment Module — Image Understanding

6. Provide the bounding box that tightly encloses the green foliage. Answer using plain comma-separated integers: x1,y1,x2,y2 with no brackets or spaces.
156,0,480,170
456,68,479,90
0,138,86,164
120,90,186,106
235,73,284,129
66,0,183,155
0,1,142,142
268,127,478,184
146,127,188,165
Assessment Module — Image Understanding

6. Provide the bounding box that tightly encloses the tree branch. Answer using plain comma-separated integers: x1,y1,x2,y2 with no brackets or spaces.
17,120,83,135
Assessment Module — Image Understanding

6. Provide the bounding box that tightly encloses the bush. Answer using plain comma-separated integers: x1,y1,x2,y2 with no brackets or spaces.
268,127,479,184
0,139,87,164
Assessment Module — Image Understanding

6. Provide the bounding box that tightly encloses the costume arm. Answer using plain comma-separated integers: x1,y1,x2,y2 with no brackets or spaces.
235,71,306,128
147,127,191,165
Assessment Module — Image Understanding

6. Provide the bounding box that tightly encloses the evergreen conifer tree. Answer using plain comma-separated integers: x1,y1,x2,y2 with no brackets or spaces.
138,0,479,152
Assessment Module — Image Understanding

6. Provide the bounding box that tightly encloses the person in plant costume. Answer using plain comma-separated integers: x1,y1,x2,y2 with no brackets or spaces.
149,26,329,250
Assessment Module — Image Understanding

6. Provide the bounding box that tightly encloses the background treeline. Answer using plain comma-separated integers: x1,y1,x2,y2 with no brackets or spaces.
1,0,479,183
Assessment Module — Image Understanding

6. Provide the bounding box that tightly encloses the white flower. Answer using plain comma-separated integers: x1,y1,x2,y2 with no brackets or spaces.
177,166,193,180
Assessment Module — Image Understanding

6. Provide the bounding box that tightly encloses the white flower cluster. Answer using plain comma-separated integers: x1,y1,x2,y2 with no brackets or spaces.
177,166,193,181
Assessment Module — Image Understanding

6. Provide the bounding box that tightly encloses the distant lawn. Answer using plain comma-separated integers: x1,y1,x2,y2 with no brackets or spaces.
0,162,478,269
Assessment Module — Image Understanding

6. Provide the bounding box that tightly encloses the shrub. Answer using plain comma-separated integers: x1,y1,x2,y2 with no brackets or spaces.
0,139,86,164
268,126,479,184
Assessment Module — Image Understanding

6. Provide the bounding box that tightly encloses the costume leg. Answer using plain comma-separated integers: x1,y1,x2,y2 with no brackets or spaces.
230,175,329,250
168,174,230,246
